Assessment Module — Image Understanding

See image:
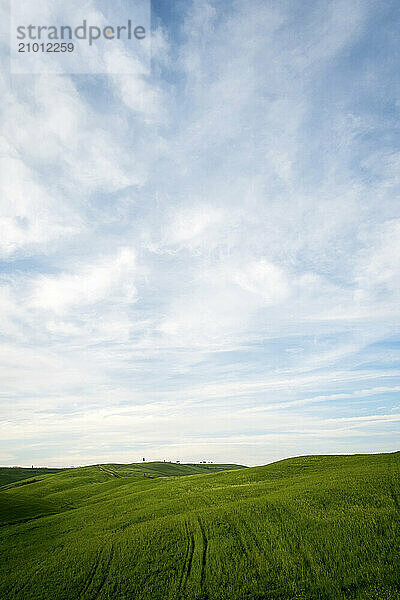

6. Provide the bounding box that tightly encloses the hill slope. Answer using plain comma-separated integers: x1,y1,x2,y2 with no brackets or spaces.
0,467,64,489
98,461,247,478
0,453,399,599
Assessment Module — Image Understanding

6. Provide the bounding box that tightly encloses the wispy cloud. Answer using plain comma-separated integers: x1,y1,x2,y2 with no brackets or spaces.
0,0,399,466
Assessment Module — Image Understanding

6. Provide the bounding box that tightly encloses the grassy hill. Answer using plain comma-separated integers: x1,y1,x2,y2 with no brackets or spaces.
0,467,64,489
98,461,247,479
0,462,242,491
0,453,399,599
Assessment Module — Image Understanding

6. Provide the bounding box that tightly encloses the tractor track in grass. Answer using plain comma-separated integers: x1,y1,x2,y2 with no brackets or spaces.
97,466,120,478
178,519,195,595
247,530,264,575
227,518,265,576
93,543,114,599
197,517,208,589
79,549,103,599
78,543,114,600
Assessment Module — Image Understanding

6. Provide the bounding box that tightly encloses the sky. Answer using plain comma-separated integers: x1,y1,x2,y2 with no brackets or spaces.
0,0,399,467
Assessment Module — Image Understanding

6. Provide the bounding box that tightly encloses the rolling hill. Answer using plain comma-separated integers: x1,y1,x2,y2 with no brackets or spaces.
0,453,399,599
0,467,64,489
97,461,247,479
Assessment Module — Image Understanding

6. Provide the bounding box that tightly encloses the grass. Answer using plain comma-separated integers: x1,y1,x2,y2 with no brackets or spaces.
0,467,64,489
98,461,247,479
0,453,398,599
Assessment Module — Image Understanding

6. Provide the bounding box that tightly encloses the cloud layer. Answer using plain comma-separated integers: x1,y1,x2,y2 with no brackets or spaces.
0,0,399,466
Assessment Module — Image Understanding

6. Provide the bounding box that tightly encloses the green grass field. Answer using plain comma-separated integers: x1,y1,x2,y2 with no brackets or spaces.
0,467,64,489
0,453,399,599
97,461,247,479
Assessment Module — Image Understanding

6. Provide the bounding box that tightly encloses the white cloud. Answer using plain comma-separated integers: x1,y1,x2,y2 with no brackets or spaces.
355,219,400,303
32,248,136,313
234,259,289,304
0,0,399,466
169,204,225,247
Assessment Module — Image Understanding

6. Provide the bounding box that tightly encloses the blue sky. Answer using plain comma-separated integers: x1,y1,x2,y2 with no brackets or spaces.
0,0,399,466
